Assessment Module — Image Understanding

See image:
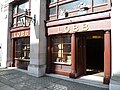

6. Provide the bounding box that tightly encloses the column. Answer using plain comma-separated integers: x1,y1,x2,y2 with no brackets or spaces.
104,30,111,84
69,33,76,78
28,0,46,77
1,3,11,67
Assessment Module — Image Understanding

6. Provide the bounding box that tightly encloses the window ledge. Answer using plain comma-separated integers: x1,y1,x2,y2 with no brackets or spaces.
15,58,30,62
53,62,71,65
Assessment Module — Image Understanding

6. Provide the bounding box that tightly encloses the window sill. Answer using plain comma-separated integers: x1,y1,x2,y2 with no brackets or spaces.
15,58,30,62
53,62,71,65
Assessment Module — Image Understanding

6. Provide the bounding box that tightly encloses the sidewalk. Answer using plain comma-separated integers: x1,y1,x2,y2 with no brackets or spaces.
0,69,109,90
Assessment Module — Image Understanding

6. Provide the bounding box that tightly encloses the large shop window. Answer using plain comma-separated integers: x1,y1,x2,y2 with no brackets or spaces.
51,35,71,65
15,37,30,61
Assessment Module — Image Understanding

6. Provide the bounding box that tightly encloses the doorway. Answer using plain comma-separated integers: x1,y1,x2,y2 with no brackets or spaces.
86,38,104,76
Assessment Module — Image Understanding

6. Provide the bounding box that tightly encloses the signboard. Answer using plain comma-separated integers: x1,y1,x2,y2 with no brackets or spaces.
11,30,30,38
57,23,89,34
48,19,111,35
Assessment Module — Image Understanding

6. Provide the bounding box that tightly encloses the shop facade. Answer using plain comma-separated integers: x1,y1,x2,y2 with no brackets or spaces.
8,0,47,77
10,0,31,70
0,0,114,87
46,0,111,84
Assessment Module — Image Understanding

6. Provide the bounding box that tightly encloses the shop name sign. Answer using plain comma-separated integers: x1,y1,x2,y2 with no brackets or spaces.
58,23,89,33
12,30,30,38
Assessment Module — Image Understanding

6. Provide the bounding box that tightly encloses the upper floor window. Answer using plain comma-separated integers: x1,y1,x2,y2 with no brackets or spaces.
18,1,29,14
58,0,90,18
93,0,107,6
49,0,57,3
48,0,110,20
12,0,30,28
50,6,56,15
49,0,90,19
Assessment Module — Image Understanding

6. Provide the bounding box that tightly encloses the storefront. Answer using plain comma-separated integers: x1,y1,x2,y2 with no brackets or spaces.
11,29,30,70
10,0,31,70
46,10,111,84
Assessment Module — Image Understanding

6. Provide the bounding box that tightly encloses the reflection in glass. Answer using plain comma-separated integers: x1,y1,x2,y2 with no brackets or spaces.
13,18,17,27
17,16,23,26
18,1,29,14
49,0,57,3
93,0,107,6
59,0,90,12
13,6,17,15
49,6,56,15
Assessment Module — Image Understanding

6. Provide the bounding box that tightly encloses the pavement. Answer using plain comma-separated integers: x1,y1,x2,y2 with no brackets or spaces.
0,68,109,90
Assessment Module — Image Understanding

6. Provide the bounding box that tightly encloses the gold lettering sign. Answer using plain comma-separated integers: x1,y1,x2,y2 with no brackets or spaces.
21,31,25,37
73,24,79,32
17,32,20,37
11,30,30,38
13,33,16,38
58,27,62,33
64,25,70,33
25,31,29,36
82,24,89,31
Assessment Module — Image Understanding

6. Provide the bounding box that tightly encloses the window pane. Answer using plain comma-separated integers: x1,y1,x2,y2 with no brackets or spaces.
63,44,71,52
51,35,71,64
49,0,57,3
13,5,17,15
17,16,22,26
18,1,29,14
49,6,56,15
93,0,107,6
13,17,17,27
15,38,30,60
16,52,21,58
59,0,90,12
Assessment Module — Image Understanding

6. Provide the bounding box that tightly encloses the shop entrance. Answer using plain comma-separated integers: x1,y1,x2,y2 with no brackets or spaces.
76,31,104,77
86,38,104,76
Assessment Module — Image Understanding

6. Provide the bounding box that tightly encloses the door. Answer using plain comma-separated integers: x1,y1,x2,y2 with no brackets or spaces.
86,38,104,74
76,34,86,75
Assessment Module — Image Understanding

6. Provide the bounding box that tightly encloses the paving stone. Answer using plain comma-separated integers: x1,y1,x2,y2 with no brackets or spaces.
0,69,19,76
47,79,108,90
0,85,16,90
15,76,60,89
0,69,109,90
0,82,5,87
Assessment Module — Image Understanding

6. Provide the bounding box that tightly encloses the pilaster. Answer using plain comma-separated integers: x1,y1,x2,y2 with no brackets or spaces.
28,0,46,77
104,30,111,84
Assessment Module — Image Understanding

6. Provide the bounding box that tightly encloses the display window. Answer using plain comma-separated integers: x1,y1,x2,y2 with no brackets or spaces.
14,37,30,61
51,35,71,65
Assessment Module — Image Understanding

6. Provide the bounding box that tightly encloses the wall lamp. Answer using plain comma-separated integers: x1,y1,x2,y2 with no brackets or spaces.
20,9,36,27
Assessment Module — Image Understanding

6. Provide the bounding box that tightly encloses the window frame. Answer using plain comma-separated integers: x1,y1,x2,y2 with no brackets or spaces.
51,34,72,65
14,37,30,61
48,0,91,20
12,0,30,28
48,0,110,20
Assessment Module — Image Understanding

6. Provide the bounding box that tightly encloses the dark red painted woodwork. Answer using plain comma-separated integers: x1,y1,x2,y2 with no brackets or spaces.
104,30,111,84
